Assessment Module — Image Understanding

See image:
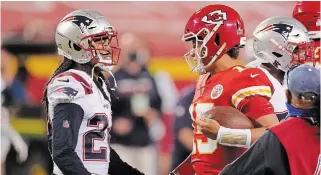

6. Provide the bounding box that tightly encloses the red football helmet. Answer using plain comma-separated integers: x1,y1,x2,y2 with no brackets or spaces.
182,4,246,73
293,1,320,39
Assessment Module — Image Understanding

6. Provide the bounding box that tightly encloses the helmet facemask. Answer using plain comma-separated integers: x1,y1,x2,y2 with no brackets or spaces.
254,35,315,72
183,28,208,74
78,30,121,71
290,41,315,68
182,27,227,74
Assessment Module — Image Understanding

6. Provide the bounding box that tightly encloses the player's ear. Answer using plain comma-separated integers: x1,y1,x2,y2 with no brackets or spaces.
285,90,292,104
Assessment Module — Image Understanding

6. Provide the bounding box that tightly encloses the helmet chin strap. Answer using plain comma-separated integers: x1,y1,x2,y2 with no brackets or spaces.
91,64,98,80
195,42,227,74
107,71,118,91
91,63,118,91
194,60,206,74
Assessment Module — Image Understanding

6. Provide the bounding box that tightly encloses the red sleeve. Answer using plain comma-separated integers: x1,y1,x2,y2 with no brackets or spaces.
230,67,274,110
240,96,275,120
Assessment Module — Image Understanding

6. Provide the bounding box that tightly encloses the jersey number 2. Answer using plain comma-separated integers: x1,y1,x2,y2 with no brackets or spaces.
83,113,108,161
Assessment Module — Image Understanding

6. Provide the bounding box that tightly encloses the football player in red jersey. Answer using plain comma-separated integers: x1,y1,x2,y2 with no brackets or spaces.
171,4,281,175
293,1,320,66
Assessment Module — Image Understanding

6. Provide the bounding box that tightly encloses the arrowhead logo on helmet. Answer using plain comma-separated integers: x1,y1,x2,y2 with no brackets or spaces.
201,10,227,25
61,15,94,33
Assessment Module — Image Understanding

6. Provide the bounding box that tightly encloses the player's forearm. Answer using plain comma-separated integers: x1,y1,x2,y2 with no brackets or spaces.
216,127,268,148
250,113,279,144
109,147,145,175
250,127,267,144
52,148,91,175
52,103,90,174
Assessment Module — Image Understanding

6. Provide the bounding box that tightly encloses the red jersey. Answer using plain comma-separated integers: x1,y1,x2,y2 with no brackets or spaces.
270,117,320,175
190,65,275,175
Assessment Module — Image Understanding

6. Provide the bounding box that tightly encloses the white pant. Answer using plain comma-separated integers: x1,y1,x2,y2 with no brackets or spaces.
111,144,158,175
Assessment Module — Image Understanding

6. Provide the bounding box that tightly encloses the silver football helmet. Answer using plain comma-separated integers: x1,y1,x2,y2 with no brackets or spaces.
249,16,315,72
55,9,120,71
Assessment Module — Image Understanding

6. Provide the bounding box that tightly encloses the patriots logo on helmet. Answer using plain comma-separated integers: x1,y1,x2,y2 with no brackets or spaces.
61,15,94,33
258,23,293,40
54,87,78,97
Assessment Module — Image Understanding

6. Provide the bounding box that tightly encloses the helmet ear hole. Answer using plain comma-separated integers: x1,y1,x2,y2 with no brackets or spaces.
272,52,283,58
214,34,220,46
68,40,72,49
73,43,82,51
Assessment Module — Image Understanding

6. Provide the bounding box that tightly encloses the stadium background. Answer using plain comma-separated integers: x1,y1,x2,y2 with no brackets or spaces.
1,1,299,175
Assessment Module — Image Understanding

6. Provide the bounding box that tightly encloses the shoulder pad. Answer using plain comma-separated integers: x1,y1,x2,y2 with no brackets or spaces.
47,72,93,104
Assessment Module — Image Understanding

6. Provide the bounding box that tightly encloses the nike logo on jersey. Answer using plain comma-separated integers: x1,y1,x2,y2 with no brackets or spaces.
250,74,260,78
58,79,70,83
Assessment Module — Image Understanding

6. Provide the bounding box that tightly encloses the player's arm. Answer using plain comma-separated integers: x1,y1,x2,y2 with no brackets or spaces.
48,75,91,174
109,147,145,175
218,69,280,147
219,130,290,175
196,71,279,148
52,103,91,175
242,95,279,144
214,92,279,148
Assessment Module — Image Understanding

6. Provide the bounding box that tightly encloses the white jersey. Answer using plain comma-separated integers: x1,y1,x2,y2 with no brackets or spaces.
47,69,112,175
257,67,288,116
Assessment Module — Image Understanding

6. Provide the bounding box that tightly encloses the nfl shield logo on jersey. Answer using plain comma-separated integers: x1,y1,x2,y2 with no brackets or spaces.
211,84,224,99
63,120,70,128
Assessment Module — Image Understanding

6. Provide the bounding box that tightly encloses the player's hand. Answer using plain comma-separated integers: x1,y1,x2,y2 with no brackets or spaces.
196,117,221,140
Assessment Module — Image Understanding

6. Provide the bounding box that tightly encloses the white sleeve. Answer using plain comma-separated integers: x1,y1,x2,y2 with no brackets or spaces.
47,75,86,105
258,67,287,114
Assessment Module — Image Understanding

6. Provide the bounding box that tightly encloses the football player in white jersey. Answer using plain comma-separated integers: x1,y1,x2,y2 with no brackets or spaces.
42,9,144,175
247,16,315,120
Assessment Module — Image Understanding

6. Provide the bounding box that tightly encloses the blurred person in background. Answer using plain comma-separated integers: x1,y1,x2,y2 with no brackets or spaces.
293,1,320,67
1,77,29,175
43,9,144,175
170,85,195,174
110,32,165,175
1,48,25,106
220,64,320,175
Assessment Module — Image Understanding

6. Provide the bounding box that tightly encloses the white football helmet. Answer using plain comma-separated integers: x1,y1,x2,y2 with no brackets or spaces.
55,9,120,71
249,16,315,72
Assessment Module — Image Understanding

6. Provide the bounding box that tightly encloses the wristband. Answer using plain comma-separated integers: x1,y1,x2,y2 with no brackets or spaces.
217,126,251,148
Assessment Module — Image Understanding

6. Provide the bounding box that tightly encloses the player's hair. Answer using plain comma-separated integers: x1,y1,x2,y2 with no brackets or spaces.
226,46,239,59
41,57,117,115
